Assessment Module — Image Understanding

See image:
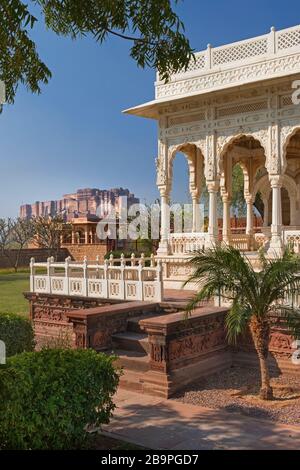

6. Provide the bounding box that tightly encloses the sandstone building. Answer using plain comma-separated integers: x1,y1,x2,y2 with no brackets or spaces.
20,187,139,221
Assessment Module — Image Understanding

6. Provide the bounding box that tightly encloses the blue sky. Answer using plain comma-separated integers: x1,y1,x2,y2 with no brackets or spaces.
1,0,300,217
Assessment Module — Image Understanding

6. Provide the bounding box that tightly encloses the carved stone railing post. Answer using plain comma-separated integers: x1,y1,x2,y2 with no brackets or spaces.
150,254,155,268
206,43,212,69
30,257,35,292
156,260,163,302
268,26,276,54
47,257,52,294
138,260,143,301
120,258,125,299
65,257,70,295
103,259,109,298
82,257,88,297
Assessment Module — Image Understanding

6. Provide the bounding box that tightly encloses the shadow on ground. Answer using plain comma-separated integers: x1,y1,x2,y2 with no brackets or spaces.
105,389,300,450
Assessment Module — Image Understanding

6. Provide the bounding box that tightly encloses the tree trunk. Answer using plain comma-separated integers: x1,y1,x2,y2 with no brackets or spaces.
249,316,273,400
14,249,21,273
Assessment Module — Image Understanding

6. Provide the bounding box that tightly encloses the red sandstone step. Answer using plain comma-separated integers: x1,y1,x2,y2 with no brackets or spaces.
118,370,145,393
127,313,163,334
118,370,171,398
112,332,150,354
110,349,150,373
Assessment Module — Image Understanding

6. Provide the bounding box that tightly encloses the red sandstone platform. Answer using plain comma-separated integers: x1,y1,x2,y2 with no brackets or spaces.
104,389,300,450
26,289,298,398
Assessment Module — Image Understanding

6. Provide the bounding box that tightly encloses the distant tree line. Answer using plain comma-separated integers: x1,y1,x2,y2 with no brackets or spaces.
0,215,70,271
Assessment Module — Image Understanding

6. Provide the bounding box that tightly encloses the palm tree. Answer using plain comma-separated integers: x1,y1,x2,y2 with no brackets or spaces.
185,245,300,400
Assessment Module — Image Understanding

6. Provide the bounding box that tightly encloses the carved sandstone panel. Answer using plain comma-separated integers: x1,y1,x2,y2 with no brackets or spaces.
168,328,226,364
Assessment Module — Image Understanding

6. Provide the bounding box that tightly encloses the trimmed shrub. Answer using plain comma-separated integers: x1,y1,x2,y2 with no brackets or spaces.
0,349,120,450
0,313,34,357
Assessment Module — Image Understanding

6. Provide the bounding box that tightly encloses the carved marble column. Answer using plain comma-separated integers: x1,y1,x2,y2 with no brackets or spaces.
191,193,201,233
84,227,89,245
222,195,231,244
206,182,219,247
157,188,170,255
290,198,297,226
245,195,254,250
262,197,269,227
269,175,283,254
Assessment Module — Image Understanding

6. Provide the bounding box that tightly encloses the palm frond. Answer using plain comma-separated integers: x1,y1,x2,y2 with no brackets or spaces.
274,305,300,339
226,302,252,345
185,245,259,309
260,252,300,313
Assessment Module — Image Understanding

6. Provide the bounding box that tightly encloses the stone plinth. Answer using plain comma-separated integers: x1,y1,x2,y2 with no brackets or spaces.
66,302,161,351
25,292,129,349
139,307,231,397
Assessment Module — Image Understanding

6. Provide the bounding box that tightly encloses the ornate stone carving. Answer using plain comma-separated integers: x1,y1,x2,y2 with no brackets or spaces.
168,328,226,362
269,331,293,354
156,141,167,187
216,127,269,177
266,123,281,175
156,155,166,186
74,324,87,349
151,343,168,363
156,52,300,100
205,134,216,181
280,121,300,171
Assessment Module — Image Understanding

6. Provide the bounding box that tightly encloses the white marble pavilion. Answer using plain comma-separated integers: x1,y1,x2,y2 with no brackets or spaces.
125,25,300,287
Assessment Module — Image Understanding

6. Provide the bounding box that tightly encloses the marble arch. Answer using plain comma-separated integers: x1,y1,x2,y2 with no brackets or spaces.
253,173,299,227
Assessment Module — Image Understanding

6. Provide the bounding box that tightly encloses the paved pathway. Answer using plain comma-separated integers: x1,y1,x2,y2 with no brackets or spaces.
104,389,300,450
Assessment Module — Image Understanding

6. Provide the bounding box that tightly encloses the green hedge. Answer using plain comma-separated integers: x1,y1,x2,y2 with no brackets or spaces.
0,349,120,450
0,313,34,357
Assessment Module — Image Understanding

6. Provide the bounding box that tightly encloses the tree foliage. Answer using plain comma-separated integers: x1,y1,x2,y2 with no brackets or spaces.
0,217,34,271
11,218,35,270
0,349,120,449
0,0,51,104
231,165,246,216
31,215,68,259
0,312,35,357
0,0,193,104
0,218,14,253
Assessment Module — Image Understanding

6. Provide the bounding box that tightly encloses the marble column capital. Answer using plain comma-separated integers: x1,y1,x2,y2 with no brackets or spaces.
269,175,283,189
207,181,220,194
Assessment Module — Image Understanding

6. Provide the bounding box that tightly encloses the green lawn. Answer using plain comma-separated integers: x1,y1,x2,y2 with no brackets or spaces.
0,269,30,316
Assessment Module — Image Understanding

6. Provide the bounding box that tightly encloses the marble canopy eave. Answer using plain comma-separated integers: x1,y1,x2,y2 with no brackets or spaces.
123,71,300,121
